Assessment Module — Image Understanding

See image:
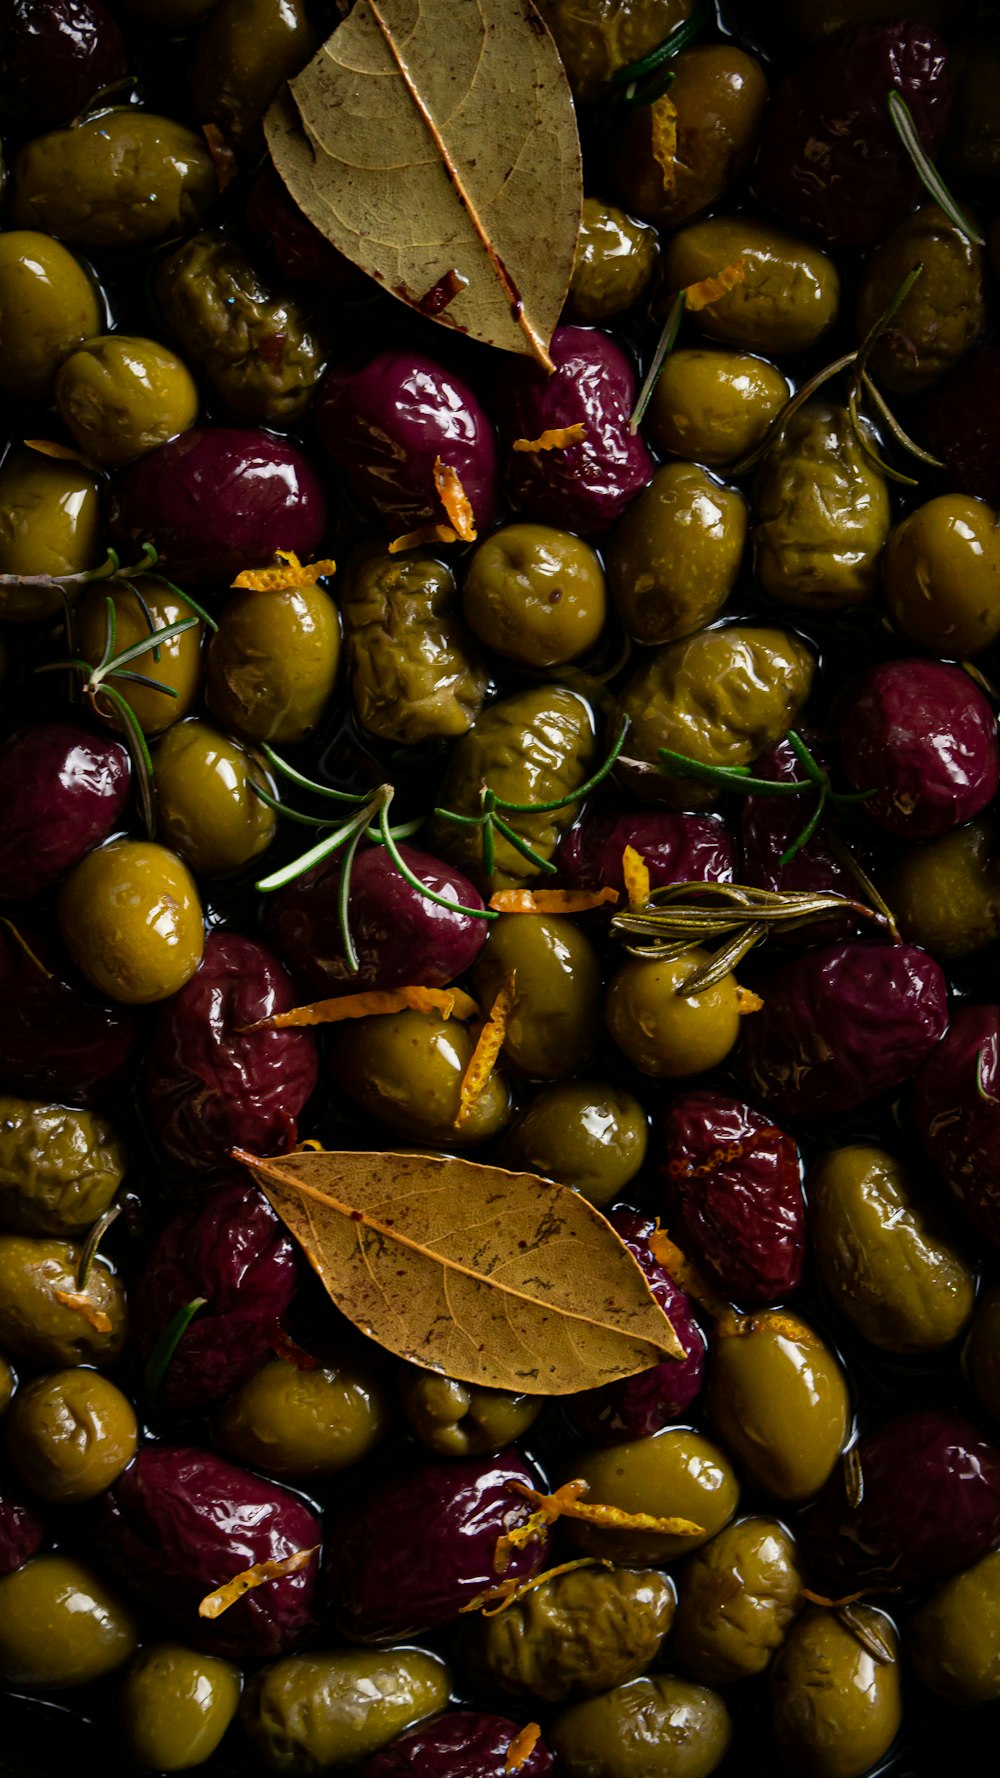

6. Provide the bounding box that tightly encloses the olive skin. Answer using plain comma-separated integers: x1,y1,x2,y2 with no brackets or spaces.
882,493,1000,658
12,112,217,247
5,1367,136,1502
59,839,204,1006
892,818,1000,962
646,348,789,467
567,197,658,323
607,462,747,645
549,1675,731,1778
558,808,735,893
0,449,102,623
535,0,692,102
76,577,203,736
966,1287,1000,1427
0,1234,126,1367
913,1004,1000,1246
120,1644,242,1773
55,334,199,468
153,721,276,876
0,230,102,402
398,1370,541,1459
770,1607,901,1778
857,204,986,395
462,524,607,668
910,1548,1000,1707
329,1010,511,1148
341,550,485,744
359,1712,554,1778
0,0,127,130
217,1353,389,1479
0,1555,138,1689
707,1311,849,1503
605,950,746,1078
753,402,890,609
500,1080,648,1207
473,1563,675,1703
564,1427,739,1564
471,913,601,1080
190,0,315,151
617,45,768,229
742,728,862,945
0,1473,43,1578
0,722,130,901
0,922,139,1109
207,582,341,747
241,1648,451,1774
808,1145,975,1354
664,218,840,356
673,1517,804,1684
0,1095,124,1238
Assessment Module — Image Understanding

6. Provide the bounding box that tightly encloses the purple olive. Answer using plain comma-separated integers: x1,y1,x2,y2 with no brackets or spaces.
359,1711,554,1778
134,1180,297,1413
913,1003,1000,1246
0,0,127,128
0,1474,44,1578
557,809,734,895
0,723,130,900
325,1452,552,1642
838,660,999,839
921,343,1000,503
659,1091,805,1306
269,843,488,998
755,22,949,247
145,931,318,1173
740,739,862,947
111,427,328,587
497,326,653,535
805,1410,1000,1590
742,941,949,1119
246,166,365,295
98,1445,320,1659
0,922,138,1106
316,350,498,533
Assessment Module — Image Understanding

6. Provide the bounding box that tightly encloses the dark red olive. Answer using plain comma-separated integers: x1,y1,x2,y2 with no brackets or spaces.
145,931,318,1173
497,326,653,535
111,428,328,587
359,1711,554,1778
0,0,126,128
742,941,949,1119
325,1452,551,1642
913,1003,1000,1246
557,808,735,894
921,343,1000,504
568,1211,705,1443
245,165,366,294
134,1180,297,1413
98,1446,321,1659
0,723,130,900
0,922,138,1106
269,843,489,998
755,21,949,246
0,1474,44,1578
739,738,863,947
659,1091,805,1306
838,660,999,839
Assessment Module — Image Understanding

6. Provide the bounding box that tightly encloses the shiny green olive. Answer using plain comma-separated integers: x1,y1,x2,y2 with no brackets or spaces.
605,951,747,1078
808,1145,975,1353
341,549,484,745
534,0,693,102
153,721,276,877
206,581,340,747
550,1675,731,1778
707,1310,849,1503
6,1366,137,1502
616,45,768,229
217,1352,389,1479
646,348,789,467
911,1548,1000,1707
241,1647,451,1772
59,839,204,1006
461,524,607,667
0,1095,125,1238
0,231,102,402
567,197,658,323
121,1644,242,1772
0,1234,126,1367
76,577,203,736
471,913,602,1080
770,1606,902,1778
499,1080,648,1207
0,449,103,623
664,217,839,356
474,1563,675,1702
882,493,1000,658
606,462,747,646
964,1285,1000,1428
857,204,986,395
190,0,316,150
54,334,199,468
0,1555,138,1689
12,112,217,248
0,1354,13,1415
673,1517,804,1684
888,818,1000,962
565,1427,739,1564
398,1367,541,1457
753,402,890,610
329,1011,512,1147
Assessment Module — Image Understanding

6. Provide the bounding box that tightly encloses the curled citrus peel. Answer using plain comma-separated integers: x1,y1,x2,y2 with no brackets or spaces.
506,1723,543,1772
650,92,678,193
433,457,477,541
198,1545,320,1619
232,550,337,591
488,887,618,914
622,845,651,911
493,1478,702,1574
53,1289,112,1334
716,1308,820,1348
387,522,459,554
648,1228,730,1319
246,984,480,1032
456,974,516,1128
268,1326,322,1370
460,1556,611,1617
512,423,587,454
682,260,745,311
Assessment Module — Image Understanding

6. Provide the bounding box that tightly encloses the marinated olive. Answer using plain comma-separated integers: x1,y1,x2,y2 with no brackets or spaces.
966,1286,1000,1427
913,1004,1000,1245
663,218,840,356
0,1094,124,1237
242,1648,451,1774
75,577,203,736
0,922,139,1108
359,1712,554,1778
0,1554,138,1689
120,1644,242,1773
921,341,1000,505
565,1427,739,1564
0,721,129,901
117,0,216,20
499,1080,648,1207
342,548,484,742
605,950,748,1078
329,1010,511,1147
189,0,315,150
474,1563,675,1703
566,197,658,322
217,1353,389,1479
882,492,1000,658
462,523,607,667
645,348,789,467
153,721,276,876
0,1233,126,1366
673,1517,804,1684
0,448,102,623
857,205,985,394
557,807,735,892
206,581,341,747
534,0,693,102
838,659,999,839
55,334,199,467
549,1675,731,1778
399,1369,541,1459
0,230,102,402
951,37,1000,186
606,462,747,645
58,839,204,1005
471,913,601,1080
910,1548,1000,1707
890,816,1000,961
12,112,217,247
770,1606,901,1778
707,1310,849,1502
616,45,768,228
5,1366,136,1502
0,0,126,129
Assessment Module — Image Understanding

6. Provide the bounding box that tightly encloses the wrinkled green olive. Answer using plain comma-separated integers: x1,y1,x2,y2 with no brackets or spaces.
0,1234,126,1367
6,1366,137,1503
567,198,658,323
341,549,484,745
856,204,986,395
0,1095,124,1238
55,334,199,467
752,402,891,610
474,1562,675,1702
550,1674,731,1778
673,1517,804,1684
241,1647,450,1772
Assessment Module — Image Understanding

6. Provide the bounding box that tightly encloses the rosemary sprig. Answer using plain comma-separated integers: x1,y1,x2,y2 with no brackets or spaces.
612,1,710,104
630,291,685,434
144,1296,207,1399
886,90,984,246
0,540,157,597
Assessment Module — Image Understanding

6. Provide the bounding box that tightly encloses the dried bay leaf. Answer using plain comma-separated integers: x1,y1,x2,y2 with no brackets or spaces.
234,1147,683,1392
264,0,582,367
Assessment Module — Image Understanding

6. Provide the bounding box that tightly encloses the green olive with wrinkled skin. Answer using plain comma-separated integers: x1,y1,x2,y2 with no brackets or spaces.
809,1145,975,1353
0,232,102,403
340,549,484,745
207,582,340,747
398,1367,541,1458
59,839,204,1006
0,1234,126,1367
241,1647,451,1773
12,113,217,248
707,1311,849,1503
673,1517,804,1684
0,450,103,623
0,1555,138,1690
606,462,747,646
616,45,768,229
646,348,789,467
882,493,1000,658
857,205,986,396
0,1095,125,1238
664,217,840,356
329,1011,512,1147
770,1606,902,1778
473,1563,675,1703
0,1355,12,1415
964,1285,1000,1428
216,1353,390,1479
753,402,890,610
190,0,316,151
153,721,276,877
534,0,693,102
54,334,199,468
564,1427,740,1564
6,1367,137,1502
911,1548,1000,1707
887,818,1000,961
550,1674,732,1778
471,914,602,1080
499,1081,648,1207
566,198,658,323
76,578,203,736
120,1644,242,1772
605,950,746,1079
462,524,607,667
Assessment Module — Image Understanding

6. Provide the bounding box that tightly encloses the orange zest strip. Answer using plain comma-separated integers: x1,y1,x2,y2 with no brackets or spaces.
650,93,678,194
53,1289,112,1334
800,1586,873,1610
245,984,480,1033
388,522,459,554
460,1557,610,1616
737,986,764,1015
507,1478,703,1543
511,423,587,454
622,846,650,911
433,457,477,542
716,1309,818,1347
683,260,745,311
25,438,97,471
268,1326,322,1370
649,1228,730,1319
488,887,619,914
231,550,337,592
198,1546,320,1619
456,974,516,1129
201,122,238,192
506,1723,543,1773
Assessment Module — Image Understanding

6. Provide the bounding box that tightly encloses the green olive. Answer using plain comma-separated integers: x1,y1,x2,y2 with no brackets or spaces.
398,1367,541,1457
856,204,986,395
0,1096,124,1239
6,1367,137,1502
616,45,768,229
153,720,276,876
206,581,341,747
473,1562,675,1702
564,1427,740,1564
567,197,658,323
646,348,789,467
0,1234,126,1367
241,1647,451,1772
120,1644,242,1772
499,1080,648,1207
76,577,203,735
673,1517,804,1684
59,839,204,1006
605,951,747,1078
462,523,607,667
0,449,103,623
0,1555,138,1689
550,1674,732,1778
752,402,890,610
340,549,485,745
12,113,217,248
770,1606,902,1778
329,1010,512,1147
471,913,602,1080
534,0,693,102
911,1548,1000,1707
54,334,199,468
707,1310,849,1502
964,1285,1000,1428
664,217,839,356
606,462,747,646
0,231,102,402
190,0,316,150
0,1353,13,1415
887,817,1000,961
216,1352,389,1479
882,493,1000,658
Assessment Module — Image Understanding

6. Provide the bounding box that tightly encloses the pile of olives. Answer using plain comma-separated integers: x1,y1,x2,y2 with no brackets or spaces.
4,0,1000,1774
